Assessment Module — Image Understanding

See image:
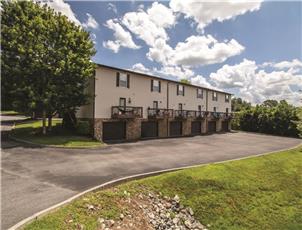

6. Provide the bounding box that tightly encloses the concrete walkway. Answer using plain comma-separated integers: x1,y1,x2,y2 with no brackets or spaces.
1,115,301,229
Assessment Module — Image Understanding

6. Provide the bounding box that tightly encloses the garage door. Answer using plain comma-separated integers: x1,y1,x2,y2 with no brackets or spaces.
103,121,126,141
208,121,216,133
141,121,158,138
222,121,229,132
169,121,182,136
191,121,201,135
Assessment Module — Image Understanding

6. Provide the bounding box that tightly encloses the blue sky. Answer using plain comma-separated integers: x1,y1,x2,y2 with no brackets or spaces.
48,0,302,105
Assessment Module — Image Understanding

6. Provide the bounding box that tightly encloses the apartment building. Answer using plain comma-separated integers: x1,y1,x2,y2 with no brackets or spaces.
77,64,232,142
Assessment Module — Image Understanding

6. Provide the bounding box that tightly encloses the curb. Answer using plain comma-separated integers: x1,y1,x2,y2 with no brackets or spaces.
8,143,301,230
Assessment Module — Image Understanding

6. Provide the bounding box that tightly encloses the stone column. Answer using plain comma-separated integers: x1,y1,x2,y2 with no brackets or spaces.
93,118,103,141
158,119,168,137
216,119,222,132
201,119,207,134
228,119,232,131
126,119,141,140
183,118,192,136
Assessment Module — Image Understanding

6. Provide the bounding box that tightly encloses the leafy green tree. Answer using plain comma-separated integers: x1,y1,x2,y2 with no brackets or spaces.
231,97,252,112
235,100,300,137
180,79,191,84
1,1,95,134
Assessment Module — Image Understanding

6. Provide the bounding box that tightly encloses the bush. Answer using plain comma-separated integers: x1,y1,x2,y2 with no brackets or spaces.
235,100,300,137
76,121,91,136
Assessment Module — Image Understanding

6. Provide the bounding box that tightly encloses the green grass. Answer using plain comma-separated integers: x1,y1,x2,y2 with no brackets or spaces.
11,119,103,148
0,110,20,115
25,146,302,230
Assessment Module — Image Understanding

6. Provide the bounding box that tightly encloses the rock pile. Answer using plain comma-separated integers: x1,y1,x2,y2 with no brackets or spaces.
142,193,208,230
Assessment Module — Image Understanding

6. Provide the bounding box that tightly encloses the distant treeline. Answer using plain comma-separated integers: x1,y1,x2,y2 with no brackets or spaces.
231,98,302,138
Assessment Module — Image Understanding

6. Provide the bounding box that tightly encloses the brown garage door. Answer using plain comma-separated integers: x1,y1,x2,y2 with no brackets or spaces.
103,121,126,141
222,121,229,132
191,121,201,135
208,121,216,133
169,121,182,136
141,121,158,138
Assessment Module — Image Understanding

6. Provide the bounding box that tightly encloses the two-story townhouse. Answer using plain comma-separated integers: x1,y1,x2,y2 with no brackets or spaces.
77,64,232,142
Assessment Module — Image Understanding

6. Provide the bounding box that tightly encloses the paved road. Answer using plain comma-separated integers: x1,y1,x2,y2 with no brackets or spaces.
1,115,301,229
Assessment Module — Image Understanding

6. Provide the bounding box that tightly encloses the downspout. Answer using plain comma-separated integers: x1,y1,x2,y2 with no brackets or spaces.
206,89,208,133
166,81,169,136
92,70,96,138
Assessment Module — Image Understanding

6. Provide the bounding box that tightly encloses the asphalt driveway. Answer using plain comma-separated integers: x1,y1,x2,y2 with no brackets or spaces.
1,115,301,229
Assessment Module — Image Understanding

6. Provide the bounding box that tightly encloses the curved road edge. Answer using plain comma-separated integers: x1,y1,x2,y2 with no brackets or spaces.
9,143,301,230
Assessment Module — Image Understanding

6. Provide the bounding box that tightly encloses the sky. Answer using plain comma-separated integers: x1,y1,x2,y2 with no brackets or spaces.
45,0,302,106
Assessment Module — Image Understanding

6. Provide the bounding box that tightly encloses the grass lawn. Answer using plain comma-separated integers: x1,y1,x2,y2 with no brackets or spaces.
0,110,20,115
11,119,104,148
24,146,302,230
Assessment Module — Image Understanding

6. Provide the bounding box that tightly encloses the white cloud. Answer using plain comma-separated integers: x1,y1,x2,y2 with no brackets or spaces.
147,2,176,28
147,35,244,67
131,63,151,74
210,59,302,106
82,13,99,29
103,19,140,53
43,0,81,25
131,63,194,81
172,35,244,66
263,59,302,74
103,40,120,53
170,0,262,32
191,75,214,89
90,33,97,44
154,65,194,80
122,2,175,46
107,3,117,14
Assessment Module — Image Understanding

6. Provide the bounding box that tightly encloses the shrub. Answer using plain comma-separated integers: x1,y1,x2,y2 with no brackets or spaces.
76,121,91,136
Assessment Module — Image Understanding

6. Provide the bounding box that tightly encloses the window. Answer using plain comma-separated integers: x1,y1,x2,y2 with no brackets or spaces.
151,79,161,92
119,98,126,107
197,88,203,98
212,91,218,101
226,108,229,114
225,94,230,102
198,105,201,111
178,103,183,110
213,107,216,112
153,101,158,109
116,72,129,88
177,85,184,96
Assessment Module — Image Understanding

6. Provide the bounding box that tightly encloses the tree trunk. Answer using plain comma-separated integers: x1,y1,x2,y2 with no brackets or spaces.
42,110,47,135
48,115,52,132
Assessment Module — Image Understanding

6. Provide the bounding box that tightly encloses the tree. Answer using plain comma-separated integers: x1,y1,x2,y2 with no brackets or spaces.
234,100,300,137
1,1,95,134
231,97,252,112
180,79,191,84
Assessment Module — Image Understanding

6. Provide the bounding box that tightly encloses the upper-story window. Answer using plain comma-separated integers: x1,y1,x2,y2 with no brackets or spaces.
116,72,129,88
198,105,202,111
226,108,229,114
151,79,161,92
197,88,203,99
177,85,185,96
225,94,230,102
212,91,218,101
213,107,217,112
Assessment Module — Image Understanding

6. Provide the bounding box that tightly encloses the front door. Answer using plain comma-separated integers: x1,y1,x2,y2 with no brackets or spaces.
119,97,126,108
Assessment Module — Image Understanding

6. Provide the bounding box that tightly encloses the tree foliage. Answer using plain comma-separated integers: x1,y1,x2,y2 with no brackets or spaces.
232,99,301,137
180,79,191,84
231,97,252,112
1,0,95,133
